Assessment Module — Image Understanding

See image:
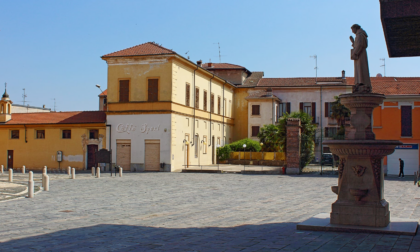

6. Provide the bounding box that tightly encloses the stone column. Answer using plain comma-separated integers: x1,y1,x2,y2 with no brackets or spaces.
286,118,301,175
71,168,76,179
119,167,123,177
22,166,25,174
96,167,100,178
9,168,13,182
28,171,34,198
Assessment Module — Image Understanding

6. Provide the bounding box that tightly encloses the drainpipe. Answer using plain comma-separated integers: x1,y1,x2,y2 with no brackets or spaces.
320,85,323,175
223,81,226,145
209,74,214,147
192,65,199,147
24,125,27,143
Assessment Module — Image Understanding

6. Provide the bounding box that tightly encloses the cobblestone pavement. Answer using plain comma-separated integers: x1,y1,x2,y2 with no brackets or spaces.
0,173,419,251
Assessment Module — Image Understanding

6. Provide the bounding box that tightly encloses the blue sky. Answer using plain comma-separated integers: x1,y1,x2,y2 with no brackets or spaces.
0,0,419,111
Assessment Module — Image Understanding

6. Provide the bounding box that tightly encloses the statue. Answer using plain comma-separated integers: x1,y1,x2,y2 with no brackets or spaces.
350,24,371,93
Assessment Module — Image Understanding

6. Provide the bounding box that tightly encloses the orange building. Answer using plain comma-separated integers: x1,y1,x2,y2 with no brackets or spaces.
360,77,420,176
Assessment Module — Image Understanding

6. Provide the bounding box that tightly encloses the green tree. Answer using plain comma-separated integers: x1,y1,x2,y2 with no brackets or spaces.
278,111,317,168
257,124,281,152
331,95,350,139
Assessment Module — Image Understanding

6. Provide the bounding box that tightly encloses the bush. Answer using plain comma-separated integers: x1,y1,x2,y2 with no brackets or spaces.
217,145,232,161
257,124,281,152
228,138,262,152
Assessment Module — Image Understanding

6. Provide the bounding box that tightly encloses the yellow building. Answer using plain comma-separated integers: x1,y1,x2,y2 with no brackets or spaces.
101,42,235,172
0,88,106,170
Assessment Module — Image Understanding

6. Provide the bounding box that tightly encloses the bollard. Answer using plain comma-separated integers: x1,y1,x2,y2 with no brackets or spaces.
28,171,34,198
71,168,76,179
42,173,45,188
96,167,100,178
92,167,95,176
44,166,47,174
22,165,26,174
68,166,71,176
44,175,49,191
119,167,123,177
9,169,13,182
1,165,3,174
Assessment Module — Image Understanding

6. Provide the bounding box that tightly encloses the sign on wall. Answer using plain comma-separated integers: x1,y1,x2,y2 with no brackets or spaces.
116,123,160,134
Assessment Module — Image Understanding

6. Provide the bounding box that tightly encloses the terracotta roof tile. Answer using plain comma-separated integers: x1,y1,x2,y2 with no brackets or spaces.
257,77,348,87
359,77,420,95
202,63,247,69
99,90,107,96
102,42,175,58
2,111,106,125
245,89,281,101
243,72,264,86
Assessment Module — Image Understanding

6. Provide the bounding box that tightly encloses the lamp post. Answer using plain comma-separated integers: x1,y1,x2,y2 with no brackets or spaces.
243,144,247,171
260,142,264,168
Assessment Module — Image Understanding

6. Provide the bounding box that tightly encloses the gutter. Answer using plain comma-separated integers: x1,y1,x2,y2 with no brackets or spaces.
209,74,215,147
24,124,27,143
223,81,225,145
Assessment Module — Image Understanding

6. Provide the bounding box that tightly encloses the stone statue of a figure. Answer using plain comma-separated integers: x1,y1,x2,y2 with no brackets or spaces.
350,24,371,93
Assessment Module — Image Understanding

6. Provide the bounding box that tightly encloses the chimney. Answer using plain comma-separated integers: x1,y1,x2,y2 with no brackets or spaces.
266,88,273,96
43,104,45,108
342,70,345,79
208,62,213,67
196,60,202,67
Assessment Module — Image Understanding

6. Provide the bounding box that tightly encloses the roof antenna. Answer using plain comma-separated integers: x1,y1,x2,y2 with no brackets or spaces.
185,51,190,60
213,42,221,63
22,88,27,105
310,55,318,83
380,58,386,77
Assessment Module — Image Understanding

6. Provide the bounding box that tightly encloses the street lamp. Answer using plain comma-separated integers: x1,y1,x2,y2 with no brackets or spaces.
95,84,104,94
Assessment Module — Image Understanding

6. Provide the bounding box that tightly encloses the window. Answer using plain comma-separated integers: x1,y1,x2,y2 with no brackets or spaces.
211,93,215,113
217,96,221,115
11,130,19,139
401,106,412,137
186,84,190,106
119,80,129,102
103,97,107,105
252,126,260,137
89,129,99,139
203,91,207,111
36,130,45,139
325,127,338,137
251,105,260,115
194,135,199,158
278,103,291,117
195,87,199,109
203,136,207,154
148,79,158,102
325,102,334,117
300,102,316,123
62,130,71,139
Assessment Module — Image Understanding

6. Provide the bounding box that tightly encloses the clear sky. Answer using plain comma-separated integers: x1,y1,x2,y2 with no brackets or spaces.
0,0,419,111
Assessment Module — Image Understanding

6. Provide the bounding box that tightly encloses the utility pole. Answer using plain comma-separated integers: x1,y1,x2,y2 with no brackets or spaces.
380,58,386,76
310,55,318,83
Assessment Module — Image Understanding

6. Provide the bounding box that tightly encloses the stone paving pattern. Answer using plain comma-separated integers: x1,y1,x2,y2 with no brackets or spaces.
0,173,419,251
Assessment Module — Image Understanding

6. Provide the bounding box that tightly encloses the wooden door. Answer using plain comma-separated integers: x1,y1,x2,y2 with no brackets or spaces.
148,79,158,102
87,145,98,169
145,141,160,171
7,150,13,169
117,142,131,171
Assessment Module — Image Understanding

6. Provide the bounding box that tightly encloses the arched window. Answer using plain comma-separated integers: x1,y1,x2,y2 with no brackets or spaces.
1,104,4,114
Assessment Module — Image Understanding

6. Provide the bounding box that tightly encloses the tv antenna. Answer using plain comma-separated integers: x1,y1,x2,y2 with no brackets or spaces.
310,55,318,83
22,88,27,105
380,58,386,77
213,42,222,63
185,51,190,60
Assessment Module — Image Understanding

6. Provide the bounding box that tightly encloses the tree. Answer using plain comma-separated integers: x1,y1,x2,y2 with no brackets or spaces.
257,124,281,152
331,95,351,139
278,111,317,168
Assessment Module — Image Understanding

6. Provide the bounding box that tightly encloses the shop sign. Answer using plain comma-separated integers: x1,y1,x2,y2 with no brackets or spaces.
116,123,160,134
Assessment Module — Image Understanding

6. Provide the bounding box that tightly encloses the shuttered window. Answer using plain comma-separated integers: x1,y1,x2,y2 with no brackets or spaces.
203,91,207,111
148,79,158,102
195,88,199,109
251,126,260,137
217,96,221,115
252,105,260,115
119,80,129,102
301,102,316,123
401,106,412,137
325,102,334,117
211,93,215,113
62,130,71,139
186,84,190,106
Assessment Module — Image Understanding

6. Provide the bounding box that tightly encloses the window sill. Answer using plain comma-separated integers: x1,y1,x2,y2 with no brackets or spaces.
401,136,413,138
373,126,382,129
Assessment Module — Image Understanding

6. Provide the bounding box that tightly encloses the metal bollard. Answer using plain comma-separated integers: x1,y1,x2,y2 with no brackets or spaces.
68,166,71,176
1,165,3,174
28,171,34,198
44,175,49,191
22,165,26,174
119,167,123,177
9,169,13,182
71,168,76,179
96,167,100,178
91,167,95,176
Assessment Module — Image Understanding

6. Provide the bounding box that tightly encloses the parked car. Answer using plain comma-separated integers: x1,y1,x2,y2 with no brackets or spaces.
321,153,333,165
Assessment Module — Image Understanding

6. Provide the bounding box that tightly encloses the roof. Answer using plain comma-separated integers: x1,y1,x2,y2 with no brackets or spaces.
99,90,107,96
257,77,349,87
202,63,247,70
245,89,281,101
243,72,264,86
102,42,176,58
1,111,106,125
349,77,420,95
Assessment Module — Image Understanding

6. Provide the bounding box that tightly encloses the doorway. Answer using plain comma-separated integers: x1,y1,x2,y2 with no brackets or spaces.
87,145,98,169
7,150,13,169
116,140,131,171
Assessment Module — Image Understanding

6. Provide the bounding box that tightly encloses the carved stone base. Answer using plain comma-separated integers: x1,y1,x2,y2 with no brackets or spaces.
331,200,390,227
